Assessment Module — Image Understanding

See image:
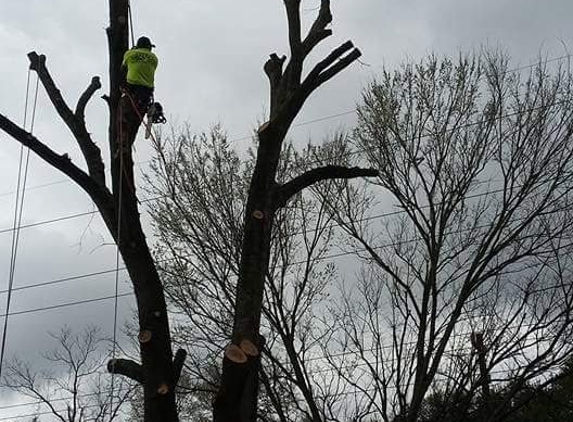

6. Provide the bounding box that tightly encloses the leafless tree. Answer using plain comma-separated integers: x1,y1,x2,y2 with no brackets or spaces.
318,53,573,422
198,1,377,420
2,326,135,422
145,126,358,422
0,0,374,420
0,1,183,420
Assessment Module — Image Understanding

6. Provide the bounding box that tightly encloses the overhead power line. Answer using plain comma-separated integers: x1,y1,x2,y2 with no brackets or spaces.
1,87,571,241
0,69,40,381
0,182,507,298
0,197,570,320
0,292,132,320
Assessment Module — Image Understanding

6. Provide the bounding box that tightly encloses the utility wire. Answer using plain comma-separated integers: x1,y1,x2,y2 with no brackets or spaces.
1,50,570,202
0,183,509,298
1,315,565,421
0,177,562,301
1,88,571,240
127,0,135,47
0,292,132,319
0,201,570,321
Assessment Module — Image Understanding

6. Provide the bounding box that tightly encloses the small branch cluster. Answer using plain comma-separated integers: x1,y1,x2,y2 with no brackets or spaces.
263,0,362,129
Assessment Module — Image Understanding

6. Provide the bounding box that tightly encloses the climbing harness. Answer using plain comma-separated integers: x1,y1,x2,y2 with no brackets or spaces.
122,88,165,145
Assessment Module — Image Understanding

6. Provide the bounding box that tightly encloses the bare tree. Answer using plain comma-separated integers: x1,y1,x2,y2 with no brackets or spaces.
319,53,573,422
0,1,184,420
3,326,134,422
205,1,377,421
145,127,358,421
0,1,374,420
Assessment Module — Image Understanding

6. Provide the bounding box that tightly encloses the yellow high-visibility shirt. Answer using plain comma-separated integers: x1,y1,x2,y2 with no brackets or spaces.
122,48,158,88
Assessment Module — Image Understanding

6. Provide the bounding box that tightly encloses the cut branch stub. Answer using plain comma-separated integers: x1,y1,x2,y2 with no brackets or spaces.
239,339,259,358
107,358,144,384
76,76,102,119
157,383,170,395
253,210,265,220
173,348,187,386
225,344,248,364
27,51,45,71
138,330,153,344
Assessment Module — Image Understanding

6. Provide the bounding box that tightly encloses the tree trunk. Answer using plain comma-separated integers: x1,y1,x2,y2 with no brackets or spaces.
213,2,374,421
105,1,180,420
0,0,183,421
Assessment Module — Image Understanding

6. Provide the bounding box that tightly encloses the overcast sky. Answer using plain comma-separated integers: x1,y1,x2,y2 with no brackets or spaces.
0,0,572,418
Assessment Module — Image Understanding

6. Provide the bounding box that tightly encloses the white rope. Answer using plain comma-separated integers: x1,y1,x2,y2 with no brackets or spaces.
0,69,40,379
109,94,127,422
128,0,136,48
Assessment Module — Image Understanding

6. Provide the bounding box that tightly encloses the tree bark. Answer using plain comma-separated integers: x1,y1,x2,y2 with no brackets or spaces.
213,1,376,421
0,1,183,421
105,2,179,420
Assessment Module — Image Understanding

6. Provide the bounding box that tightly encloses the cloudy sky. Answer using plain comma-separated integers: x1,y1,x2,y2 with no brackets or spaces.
0,0,572,418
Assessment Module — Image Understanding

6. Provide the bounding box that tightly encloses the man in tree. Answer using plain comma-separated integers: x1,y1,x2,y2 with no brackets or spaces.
122,36,158,112
120,35,159,151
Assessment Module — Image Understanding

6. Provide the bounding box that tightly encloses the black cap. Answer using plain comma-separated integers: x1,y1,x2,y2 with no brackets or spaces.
136,36,155,49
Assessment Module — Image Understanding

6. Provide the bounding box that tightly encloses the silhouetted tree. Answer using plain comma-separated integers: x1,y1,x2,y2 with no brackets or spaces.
3,326,134,422
320,53,573,422
0,1,184,420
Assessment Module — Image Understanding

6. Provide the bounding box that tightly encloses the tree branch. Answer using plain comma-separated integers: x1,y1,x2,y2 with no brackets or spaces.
264,53,287,116
314,47,362,87
302,29,333,56
28,51,106,187
283,0,302,56
274,165,379,207
107,358,144,384
76,76,102,120
0,113,113,210
302,0,333,55
302,41,361,95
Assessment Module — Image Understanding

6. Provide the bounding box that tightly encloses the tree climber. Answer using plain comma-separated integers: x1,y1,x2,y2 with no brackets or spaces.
119,36,165,150
122,36,158,117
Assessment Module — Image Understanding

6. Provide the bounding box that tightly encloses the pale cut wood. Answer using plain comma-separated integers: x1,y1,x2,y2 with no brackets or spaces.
239,339,259,357
225,344,248,364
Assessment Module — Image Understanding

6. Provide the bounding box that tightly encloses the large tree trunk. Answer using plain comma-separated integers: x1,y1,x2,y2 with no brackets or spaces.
213,2,376,421
0,0,184,421
106,2,179,419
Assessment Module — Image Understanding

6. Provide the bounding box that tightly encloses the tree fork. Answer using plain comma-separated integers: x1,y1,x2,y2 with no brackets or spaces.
0,0,185,421
214,1,378,421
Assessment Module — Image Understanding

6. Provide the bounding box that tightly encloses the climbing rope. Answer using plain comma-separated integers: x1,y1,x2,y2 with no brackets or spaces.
109,94,127,420
109,1,136,415
0,68,40,379
128,0,136,48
